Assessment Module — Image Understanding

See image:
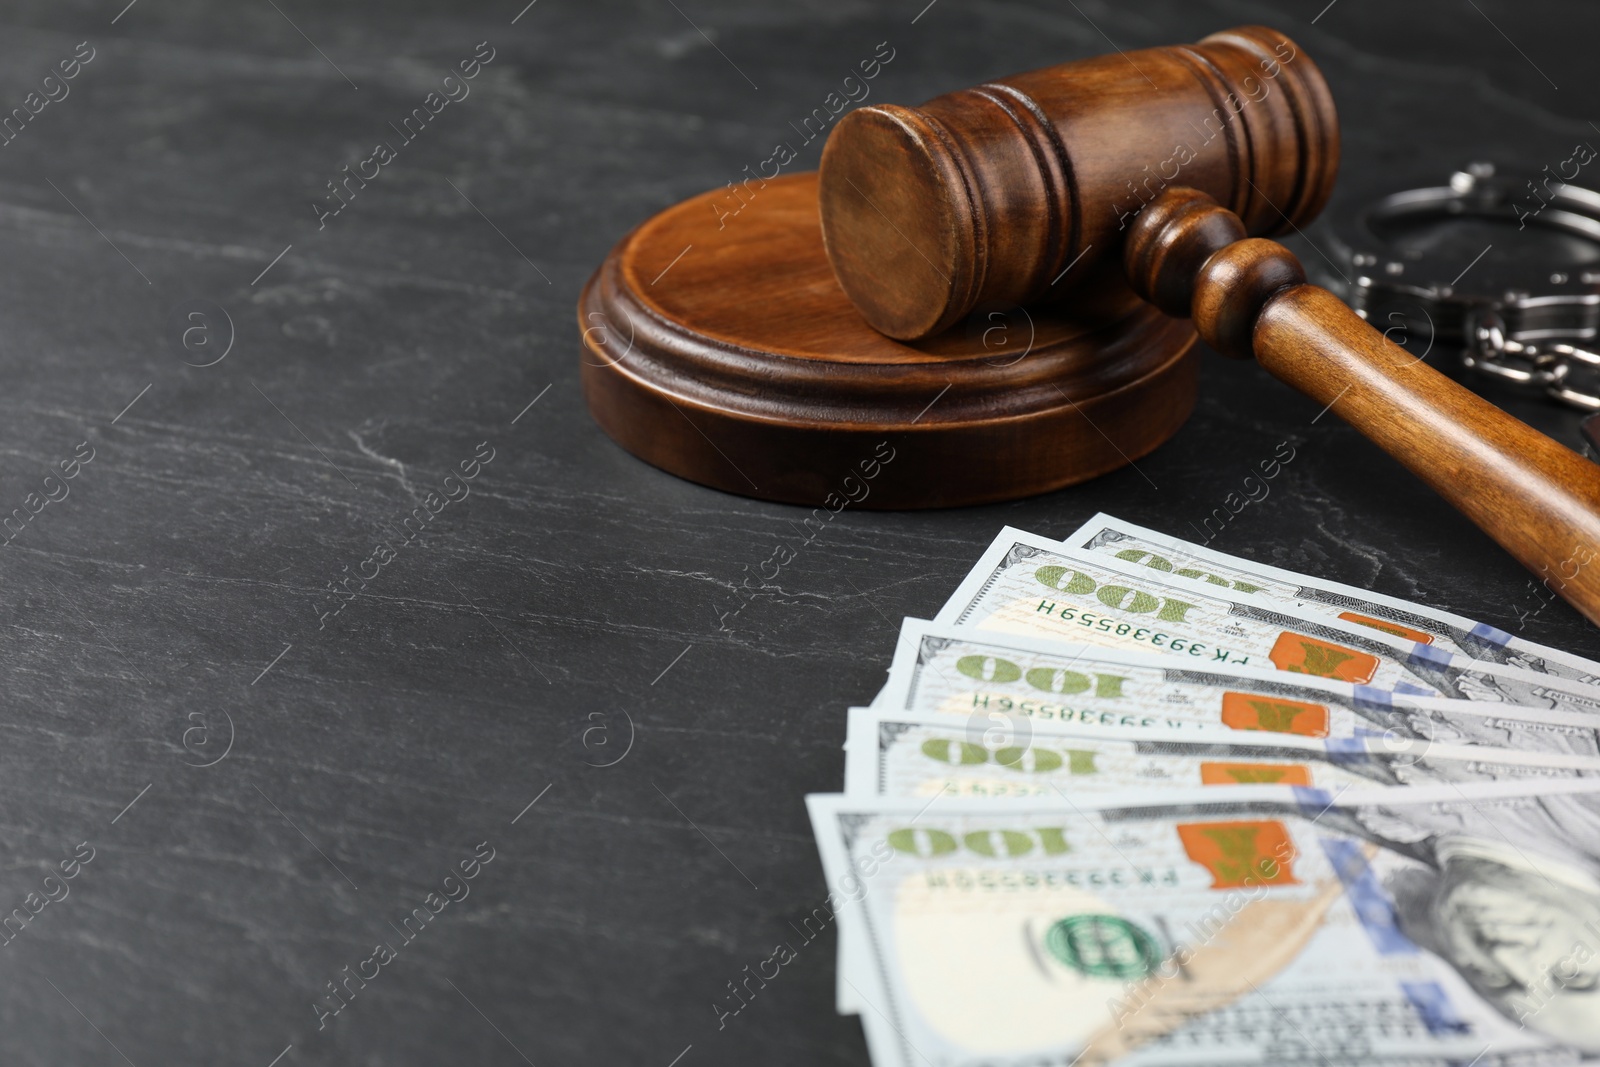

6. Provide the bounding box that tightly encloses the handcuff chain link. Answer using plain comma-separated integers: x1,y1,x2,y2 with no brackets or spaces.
1468,312,1600,412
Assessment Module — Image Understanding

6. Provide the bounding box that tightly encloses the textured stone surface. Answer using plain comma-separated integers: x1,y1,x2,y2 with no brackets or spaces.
0,1,1595,1064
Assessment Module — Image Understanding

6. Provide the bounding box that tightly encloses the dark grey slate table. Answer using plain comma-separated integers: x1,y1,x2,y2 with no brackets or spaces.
1,1,1596,1064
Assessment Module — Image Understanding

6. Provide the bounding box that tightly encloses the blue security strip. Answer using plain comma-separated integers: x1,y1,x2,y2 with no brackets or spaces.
1320,839,1417,955
1468,622,1513,650
1394,682,1435,697
1408,643,1453,669
1323,737,1367,766
1352,685,1392,710
1292,786,1336,819
1400,981,1470,1036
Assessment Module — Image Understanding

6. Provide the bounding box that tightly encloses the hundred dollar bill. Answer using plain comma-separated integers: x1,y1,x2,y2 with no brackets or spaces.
834,662,1600,1015
834,622,1600,1017
843,705,1600,802
880,619,1600,757
936,527,1600,712
1063,512,1600,684
809,783,1600,1066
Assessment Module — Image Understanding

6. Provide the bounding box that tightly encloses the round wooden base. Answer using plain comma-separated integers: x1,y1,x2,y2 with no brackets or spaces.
578,173,1197,509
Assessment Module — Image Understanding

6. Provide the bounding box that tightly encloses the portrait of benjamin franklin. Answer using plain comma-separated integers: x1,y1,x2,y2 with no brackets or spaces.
1328,794,1600,1051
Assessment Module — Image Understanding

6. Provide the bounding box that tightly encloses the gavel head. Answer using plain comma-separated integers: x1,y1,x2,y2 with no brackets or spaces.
817,25,1340,340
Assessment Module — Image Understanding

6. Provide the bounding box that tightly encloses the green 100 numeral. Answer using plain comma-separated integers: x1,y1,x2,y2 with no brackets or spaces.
955,654,1126,698
919,738,1099,775
887,825,1070,858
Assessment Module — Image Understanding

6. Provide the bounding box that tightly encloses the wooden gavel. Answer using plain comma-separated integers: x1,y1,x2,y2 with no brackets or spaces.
818,25,1338,339
817,26,1600,626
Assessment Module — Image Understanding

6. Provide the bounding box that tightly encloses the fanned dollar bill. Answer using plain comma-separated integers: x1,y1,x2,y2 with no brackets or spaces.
881,619,1600,757
935,528,1600,711
843,705,1600,801
1063,512,1600,683
810,784,1600,1066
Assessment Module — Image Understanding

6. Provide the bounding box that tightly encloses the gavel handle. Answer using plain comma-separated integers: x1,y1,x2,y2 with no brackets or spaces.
1126,187,1600,627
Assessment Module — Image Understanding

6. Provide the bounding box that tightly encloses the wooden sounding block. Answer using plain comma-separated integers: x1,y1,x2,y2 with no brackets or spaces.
578,173,1197,509
817,25,1338,340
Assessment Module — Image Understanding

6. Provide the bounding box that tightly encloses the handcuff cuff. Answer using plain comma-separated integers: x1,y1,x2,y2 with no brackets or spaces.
1325,160,1600,454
